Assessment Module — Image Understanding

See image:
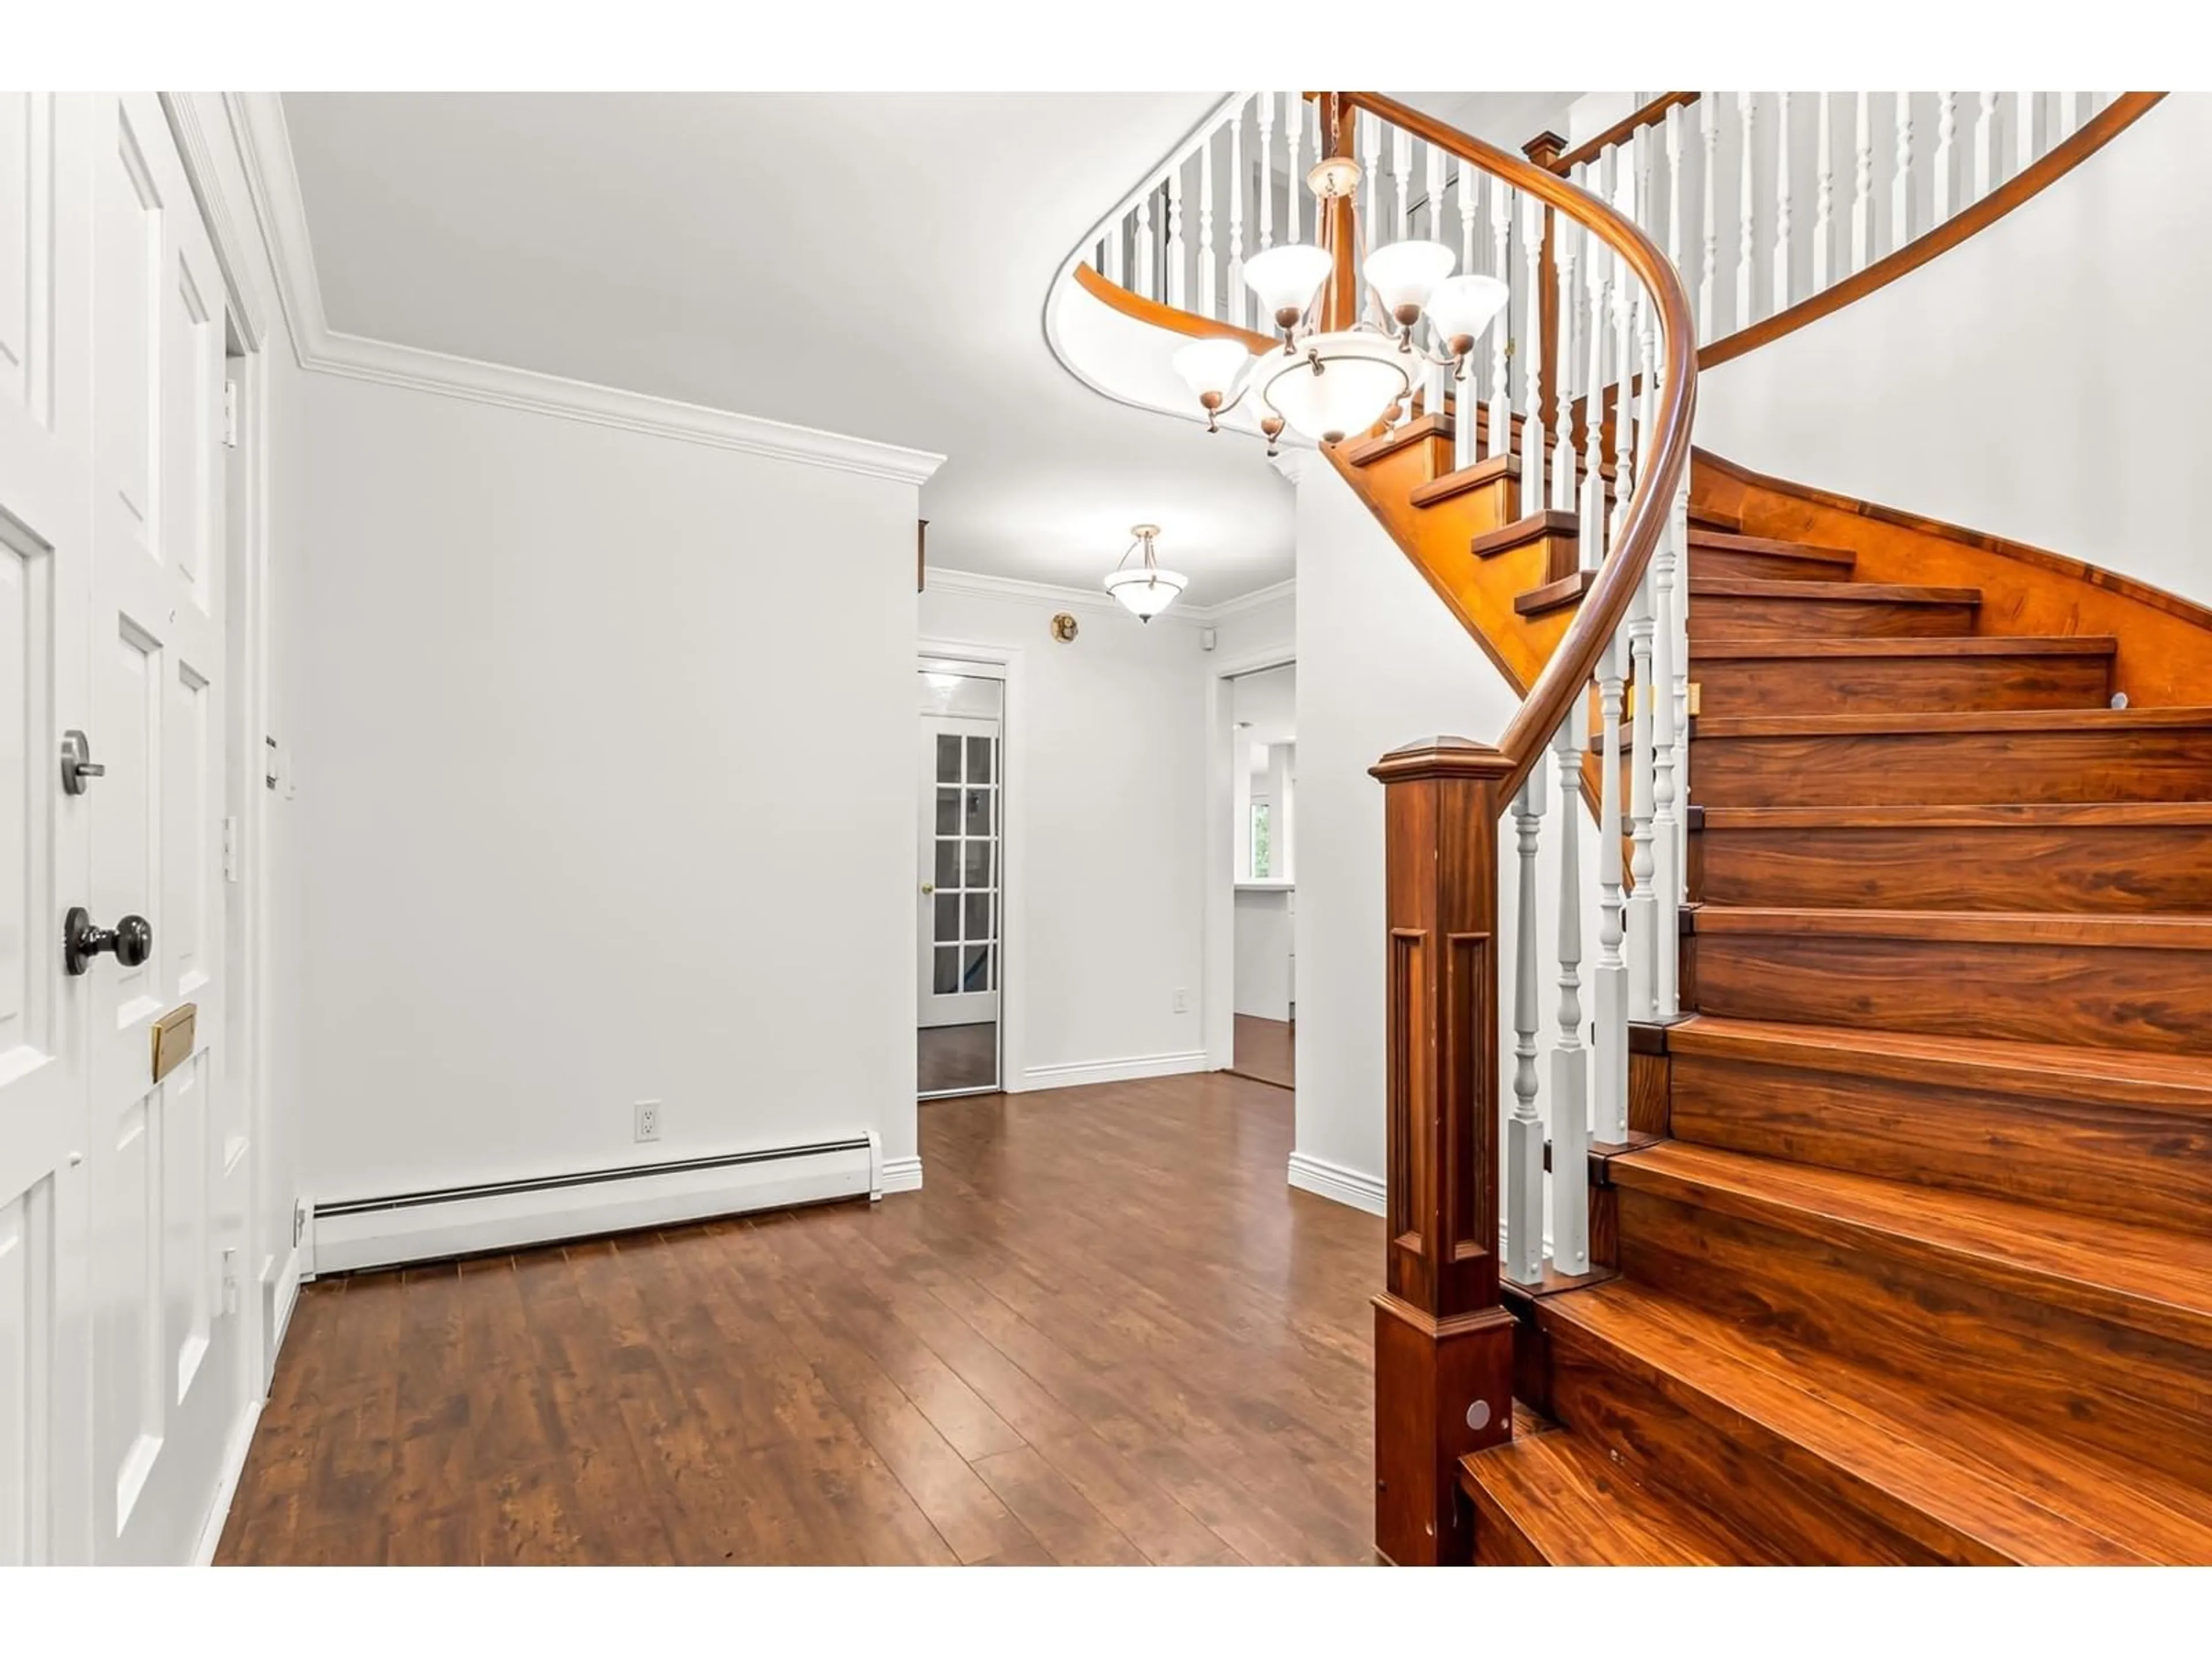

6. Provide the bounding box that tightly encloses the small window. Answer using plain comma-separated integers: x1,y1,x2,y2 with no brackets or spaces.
1249,802,1272,880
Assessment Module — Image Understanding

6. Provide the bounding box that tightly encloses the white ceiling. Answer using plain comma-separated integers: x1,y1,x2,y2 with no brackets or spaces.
281,92,1578,607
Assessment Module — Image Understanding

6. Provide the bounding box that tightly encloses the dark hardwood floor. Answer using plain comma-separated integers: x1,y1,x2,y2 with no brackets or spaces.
1230,1014,1294,1090
217,1072,1381,1565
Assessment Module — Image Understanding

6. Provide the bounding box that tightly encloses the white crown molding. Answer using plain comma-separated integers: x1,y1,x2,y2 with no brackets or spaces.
161,93,271,351
925,565,1294,627
224,92,944,488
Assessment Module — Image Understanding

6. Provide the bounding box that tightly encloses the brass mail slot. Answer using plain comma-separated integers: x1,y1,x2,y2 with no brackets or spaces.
151,1003,198,1084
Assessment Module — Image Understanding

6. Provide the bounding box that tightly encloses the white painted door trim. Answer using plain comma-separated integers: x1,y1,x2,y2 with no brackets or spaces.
917,638,1025,1094
1203,647,1297,1075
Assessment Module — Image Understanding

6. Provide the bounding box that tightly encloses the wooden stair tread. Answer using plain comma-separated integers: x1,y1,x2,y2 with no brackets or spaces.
1337,414,1452,467
1696,801,2212,828
1687,529,1856,567
1696,704,2212,738
1667,1013,2212,1112
1407,454,1517,507
1610,1140,2212,1353
1545,1282,2212,1564
1690,904,2212,950
1460,1427,1775,1565
1690,634,2118,660
1689,578,1981,605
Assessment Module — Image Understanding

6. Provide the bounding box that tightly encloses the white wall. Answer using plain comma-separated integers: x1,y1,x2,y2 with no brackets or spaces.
298,374,922,1200
1233,889,1294,1021
919,578,1214,1086
1290,460,1598,1214
1699,93,2212,608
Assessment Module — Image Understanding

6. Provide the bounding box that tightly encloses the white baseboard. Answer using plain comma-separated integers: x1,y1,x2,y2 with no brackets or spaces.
1017,1050,1210,1092
191,1398,263,1567
312,1137,880,1275
1287,1150,1387,1216
880,1156,923,1194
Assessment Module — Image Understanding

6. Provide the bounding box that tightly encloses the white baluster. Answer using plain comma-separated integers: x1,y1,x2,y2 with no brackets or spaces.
1553,217,1580,516
1198,134,1215,318
1104,217,1124,286
1935,92,1957,224
1391,124,1412,241
1521,190,1546,512
1284,91,1302,248
1974,90,1997,202
1773,91,1793,312
1650,493,1681,1020
1505,757,1547,1287
1135,192,1154,300
1166,161,1186,310
1593,634,1628,1143
1813,91,1834,293
1664,103,1684,280
1894,92,1915,251
1256,94,1274,252
1671,476,1693,906
1488,179,1512,460
1226,100,1246,328
1550,713,1590,1277
1852,92,1874,275
1611,166,1638,543
1582,197,1610,569
1426,139,1446,249
1698,95,1719,342
2060,90,2082,141
1735,92,1756,331
1455,156,1479,472
1624,574,1657,1021
2015,91,2036,176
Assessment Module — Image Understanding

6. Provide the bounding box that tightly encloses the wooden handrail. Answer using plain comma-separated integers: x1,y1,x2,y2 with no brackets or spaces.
1340,92,1699,801
1549,91,1699,175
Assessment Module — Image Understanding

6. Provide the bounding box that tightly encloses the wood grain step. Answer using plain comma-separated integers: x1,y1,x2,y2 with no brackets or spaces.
1695,802,2212,912
1539,1279,2212,1563
1687,530,1856,582
1459,1426,1775,1565
1667,1015,2212,1234
1689,578,1981,639
1688,906,2212,1054
1610,1141,2212,1491
1692,635,2116,716
1690,706,2212,806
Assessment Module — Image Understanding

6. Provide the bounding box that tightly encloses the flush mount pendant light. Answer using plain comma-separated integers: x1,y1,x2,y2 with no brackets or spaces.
1103,523,1188,623
1169,94,1512,452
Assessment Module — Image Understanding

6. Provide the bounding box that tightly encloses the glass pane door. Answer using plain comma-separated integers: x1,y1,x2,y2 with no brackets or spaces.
918,669,1003,1095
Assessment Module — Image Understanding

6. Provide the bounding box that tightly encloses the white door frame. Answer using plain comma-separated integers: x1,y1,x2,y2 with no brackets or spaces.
1203,646,1296,1074
916,638,1025,1093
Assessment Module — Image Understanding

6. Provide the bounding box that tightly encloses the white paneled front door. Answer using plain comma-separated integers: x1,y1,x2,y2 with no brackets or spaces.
0,92,247,1566
917,714,1000,1028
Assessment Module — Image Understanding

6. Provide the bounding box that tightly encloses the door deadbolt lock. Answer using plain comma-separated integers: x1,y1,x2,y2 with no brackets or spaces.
63,907,151,976
60,729,105,794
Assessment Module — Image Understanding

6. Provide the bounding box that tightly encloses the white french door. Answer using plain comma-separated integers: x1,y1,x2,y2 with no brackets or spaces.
917,714,1000,1028
0,92,247,1566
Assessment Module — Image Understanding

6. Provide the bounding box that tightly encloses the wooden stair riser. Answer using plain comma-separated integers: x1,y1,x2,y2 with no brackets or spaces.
1688,926,2212,1054
1686,533,1855,583
1696,821,2212,912
1613,1187,2212,1493
1692,648,2112,715
1537,1311,1961,1563
1690,727,2212,807
1688,589,1978,639
1669,1051,2212,1237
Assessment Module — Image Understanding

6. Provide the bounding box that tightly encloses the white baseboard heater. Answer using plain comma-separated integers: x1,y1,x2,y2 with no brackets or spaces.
312,1131,884,1275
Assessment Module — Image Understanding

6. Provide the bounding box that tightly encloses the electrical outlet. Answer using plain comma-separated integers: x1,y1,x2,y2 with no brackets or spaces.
634,1101,662,1143
1172,987,1190,1014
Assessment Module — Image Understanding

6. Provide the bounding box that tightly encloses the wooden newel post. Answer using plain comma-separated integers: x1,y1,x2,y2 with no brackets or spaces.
1368,737,1519,1567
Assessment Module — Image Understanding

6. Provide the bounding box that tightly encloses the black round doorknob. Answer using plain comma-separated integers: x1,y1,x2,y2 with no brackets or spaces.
62,907,153,976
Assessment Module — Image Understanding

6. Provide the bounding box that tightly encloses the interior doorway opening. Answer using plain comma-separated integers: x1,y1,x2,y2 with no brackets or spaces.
918,660,1005,1097
1226,661,1295,1090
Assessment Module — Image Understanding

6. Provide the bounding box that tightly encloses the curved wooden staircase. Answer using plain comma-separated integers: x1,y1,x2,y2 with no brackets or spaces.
1335,423,2212,1564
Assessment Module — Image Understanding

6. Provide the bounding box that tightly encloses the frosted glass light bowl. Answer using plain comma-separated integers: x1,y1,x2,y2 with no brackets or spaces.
1249,329,1414,444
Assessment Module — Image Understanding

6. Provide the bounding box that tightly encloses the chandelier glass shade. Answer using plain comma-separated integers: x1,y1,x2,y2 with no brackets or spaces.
1103,524,1188,623
1247,329,1411,446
